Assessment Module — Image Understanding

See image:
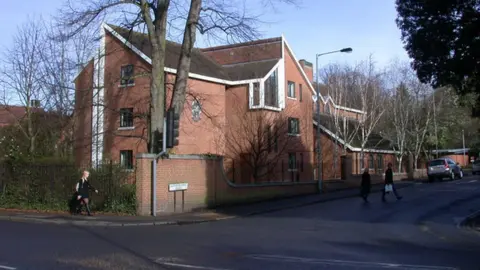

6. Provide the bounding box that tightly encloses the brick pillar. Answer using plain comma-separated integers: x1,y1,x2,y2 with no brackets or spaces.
136,153,155,216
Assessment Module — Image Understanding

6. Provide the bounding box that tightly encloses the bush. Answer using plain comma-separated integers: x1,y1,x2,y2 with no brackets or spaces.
0,158,136,214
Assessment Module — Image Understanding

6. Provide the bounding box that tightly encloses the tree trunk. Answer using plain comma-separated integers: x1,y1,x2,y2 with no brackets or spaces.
171,0,202,115
397,156,403,173
26,107,35,155
146,1,169,153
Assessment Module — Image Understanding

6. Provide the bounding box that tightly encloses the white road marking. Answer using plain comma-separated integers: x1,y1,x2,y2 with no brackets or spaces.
246,254,459,270
0,265,16,270
157,262,231,270
468,180,477,183
154,258,231,270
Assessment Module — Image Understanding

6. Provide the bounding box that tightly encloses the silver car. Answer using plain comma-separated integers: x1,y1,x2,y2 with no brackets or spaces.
427,158,463,182
472,160,480,175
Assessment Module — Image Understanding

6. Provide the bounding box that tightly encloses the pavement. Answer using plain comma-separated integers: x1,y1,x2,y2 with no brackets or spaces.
0,181,414,227
1,177,480,270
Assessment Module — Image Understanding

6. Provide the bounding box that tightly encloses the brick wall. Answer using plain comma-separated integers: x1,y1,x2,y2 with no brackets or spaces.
440,154,469,167
74,60,94,168
135,154,318,216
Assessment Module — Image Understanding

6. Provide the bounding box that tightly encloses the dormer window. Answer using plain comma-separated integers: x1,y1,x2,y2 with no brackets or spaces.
248,60,285,110
264,68,278,107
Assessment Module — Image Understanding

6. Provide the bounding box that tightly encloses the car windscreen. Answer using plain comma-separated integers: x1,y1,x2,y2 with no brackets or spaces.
429,160,445,166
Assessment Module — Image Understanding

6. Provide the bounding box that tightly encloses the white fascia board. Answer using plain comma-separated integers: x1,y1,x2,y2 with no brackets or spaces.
283,36,366,115
312,120,397,154
99,23,367,115
282,36,325,103
103,24,260,86
334,104,366,114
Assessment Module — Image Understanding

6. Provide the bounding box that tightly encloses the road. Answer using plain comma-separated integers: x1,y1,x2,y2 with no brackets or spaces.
1,177,480,270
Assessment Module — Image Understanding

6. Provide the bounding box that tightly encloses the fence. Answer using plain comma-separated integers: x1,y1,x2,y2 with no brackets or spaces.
0,160,135,213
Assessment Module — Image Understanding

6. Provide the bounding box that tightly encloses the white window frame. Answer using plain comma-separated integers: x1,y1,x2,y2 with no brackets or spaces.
287,81,296,99
248,59,285,111
120,150,134,170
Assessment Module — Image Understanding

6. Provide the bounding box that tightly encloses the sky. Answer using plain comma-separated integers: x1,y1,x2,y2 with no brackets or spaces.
0,0,410,71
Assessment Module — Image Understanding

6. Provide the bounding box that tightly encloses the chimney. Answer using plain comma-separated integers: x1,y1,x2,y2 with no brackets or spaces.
299,59,313,83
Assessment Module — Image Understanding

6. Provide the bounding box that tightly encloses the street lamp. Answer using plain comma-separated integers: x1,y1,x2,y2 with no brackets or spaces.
314,47,353,193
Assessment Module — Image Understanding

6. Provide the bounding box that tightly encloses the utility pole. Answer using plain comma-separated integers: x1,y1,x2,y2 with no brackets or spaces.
433,91,439,158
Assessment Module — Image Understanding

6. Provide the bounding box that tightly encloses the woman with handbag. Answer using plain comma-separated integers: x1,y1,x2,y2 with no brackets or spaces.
382,163,402,202
74,170,98,216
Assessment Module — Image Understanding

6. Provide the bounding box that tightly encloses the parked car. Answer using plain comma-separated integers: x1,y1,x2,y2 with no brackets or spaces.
427,158,463,182
472,160,480,175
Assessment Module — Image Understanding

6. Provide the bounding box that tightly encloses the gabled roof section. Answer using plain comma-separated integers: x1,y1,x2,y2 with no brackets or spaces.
107,24,230,80
281,37,365,114
313,113,396,153
95,24,367,114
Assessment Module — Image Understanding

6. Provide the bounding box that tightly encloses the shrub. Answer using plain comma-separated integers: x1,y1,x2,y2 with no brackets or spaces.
0,158,136,214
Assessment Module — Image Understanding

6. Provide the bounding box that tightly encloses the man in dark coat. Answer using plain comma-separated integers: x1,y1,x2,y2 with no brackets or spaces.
360,168,371,203
382,163,402,202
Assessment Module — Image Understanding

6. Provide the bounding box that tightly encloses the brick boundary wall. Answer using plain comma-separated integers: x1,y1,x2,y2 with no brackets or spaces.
136,153,318,216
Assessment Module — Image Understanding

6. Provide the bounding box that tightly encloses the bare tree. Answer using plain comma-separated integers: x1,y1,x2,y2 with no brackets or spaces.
0,18,46,155
407,76,434,170
354,56,388,167
36,22,96,157
321,64,361,155
56,0,298,153
382,60,414,172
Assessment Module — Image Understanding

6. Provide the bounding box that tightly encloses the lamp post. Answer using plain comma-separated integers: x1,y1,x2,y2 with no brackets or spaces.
314,47,352,192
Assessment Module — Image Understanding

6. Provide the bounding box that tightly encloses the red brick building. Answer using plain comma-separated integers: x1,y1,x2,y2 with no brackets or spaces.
74,24,397,181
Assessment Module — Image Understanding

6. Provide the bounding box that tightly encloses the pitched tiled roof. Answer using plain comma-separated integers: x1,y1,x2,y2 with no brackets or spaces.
223,59,280,81
107,25,279,82
201,37,283,52
108,25,230,80
314,113,393,151
0,105,45,126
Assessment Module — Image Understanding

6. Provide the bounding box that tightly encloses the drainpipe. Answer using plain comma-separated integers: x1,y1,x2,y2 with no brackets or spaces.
152,117,167,217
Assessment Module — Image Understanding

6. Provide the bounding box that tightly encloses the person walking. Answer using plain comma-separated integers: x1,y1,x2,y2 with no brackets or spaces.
382,163,402,202
75,170,98,216
360,168,371,203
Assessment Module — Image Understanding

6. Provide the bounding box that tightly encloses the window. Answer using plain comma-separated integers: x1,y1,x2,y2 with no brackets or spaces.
300,153,304,172
120,150,133,169
299,84,303,101
369,154,374,169
119,108,134,127
288,153,297,170
378,154,383,170
120,64,134,85
287,81,296,98
264,69,278,107
253,82,260,106
288,117,300,135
